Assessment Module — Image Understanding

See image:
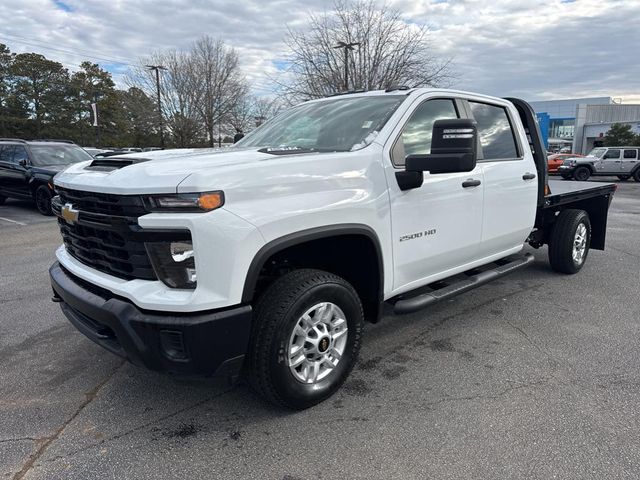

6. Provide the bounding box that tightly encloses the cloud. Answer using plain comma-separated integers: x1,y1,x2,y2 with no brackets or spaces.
0,0,638,102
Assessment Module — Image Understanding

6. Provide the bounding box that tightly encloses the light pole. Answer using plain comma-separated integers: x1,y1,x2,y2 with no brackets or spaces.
333,41,360,91
146,65,167,149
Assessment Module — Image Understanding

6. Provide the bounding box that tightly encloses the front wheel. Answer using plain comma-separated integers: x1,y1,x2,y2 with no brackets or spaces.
573,166,591,181
34,185,53,215
247,269,364,409
548,209,591,274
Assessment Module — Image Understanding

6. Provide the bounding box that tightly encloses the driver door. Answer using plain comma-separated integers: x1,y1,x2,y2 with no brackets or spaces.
599,148,621,173
384,97,484,294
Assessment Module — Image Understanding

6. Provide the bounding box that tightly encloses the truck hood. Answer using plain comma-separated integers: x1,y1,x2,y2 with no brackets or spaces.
53,147,276,194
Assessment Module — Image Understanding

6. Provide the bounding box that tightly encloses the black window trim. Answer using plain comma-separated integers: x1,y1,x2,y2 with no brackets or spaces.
462,99,524,163
622,149,637,159
389,96,463,168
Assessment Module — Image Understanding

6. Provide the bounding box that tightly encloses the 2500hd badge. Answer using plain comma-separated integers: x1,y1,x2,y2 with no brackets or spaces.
399,229,437,242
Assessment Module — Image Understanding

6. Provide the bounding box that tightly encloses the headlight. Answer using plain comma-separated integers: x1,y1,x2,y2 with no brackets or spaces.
143,191,224,212
146,240,197,289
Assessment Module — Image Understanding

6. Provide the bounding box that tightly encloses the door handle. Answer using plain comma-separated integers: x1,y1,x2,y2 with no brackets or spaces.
522,172,536,180
462,179,481,188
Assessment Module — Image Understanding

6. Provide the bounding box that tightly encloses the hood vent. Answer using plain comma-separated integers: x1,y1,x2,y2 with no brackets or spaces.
85,157,150,172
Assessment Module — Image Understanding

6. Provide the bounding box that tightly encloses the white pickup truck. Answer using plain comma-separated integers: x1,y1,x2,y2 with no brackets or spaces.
50,89,616,409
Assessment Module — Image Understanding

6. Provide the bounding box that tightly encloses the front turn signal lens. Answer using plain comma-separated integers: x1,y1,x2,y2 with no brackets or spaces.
197,192,224,210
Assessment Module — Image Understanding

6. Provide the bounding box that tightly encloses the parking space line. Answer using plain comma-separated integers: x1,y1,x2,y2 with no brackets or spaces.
0,217,27,226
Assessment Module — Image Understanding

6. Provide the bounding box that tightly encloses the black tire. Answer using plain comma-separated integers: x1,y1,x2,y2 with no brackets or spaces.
548,209,591,274
573,166,591,181
0,195,6,205
34,185,53,215
247,269,364,410
633,169,640,182
617,175,630,181
560,174,572,180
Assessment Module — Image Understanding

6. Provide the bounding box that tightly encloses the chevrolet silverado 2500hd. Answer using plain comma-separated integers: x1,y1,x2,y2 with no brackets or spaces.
49,89,616,409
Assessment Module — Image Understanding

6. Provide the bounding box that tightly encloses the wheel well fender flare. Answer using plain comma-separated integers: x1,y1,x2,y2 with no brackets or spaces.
241,224,384,304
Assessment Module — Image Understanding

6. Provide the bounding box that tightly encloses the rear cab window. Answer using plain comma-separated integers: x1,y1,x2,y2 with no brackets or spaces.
468,102,520,160
623,149,637,159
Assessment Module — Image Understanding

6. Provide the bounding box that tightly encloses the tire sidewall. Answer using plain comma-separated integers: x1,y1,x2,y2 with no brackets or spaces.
267,282,362,407
571,214,591,271
574,167,590,181
34,186,52,215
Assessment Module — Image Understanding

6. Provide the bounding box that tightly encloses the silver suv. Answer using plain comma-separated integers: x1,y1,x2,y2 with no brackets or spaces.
557,146,640,181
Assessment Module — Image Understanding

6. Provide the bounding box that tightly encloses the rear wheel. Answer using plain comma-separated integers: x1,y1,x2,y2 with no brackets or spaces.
247,269,363,410
548,209,591,274
573,166,591,181
617,175,630,181
34,185,53,216
634,169,640,182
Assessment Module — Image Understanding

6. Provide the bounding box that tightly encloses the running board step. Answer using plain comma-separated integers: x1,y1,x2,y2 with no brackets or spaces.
392,253,535,315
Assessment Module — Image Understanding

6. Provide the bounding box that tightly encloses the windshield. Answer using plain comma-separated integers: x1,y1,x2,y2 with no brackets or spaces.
237,95,405,153
29,144,93,166
587,147,607,158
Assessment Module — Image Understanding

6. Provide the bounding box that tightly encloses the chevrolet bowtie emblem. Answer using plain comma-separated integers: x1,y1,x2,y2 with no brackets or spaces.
61,203,79,225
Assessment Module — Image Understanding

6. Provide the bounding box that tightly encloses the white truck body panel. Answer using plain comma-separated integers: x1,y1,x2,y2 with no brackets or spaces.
53,88,538,312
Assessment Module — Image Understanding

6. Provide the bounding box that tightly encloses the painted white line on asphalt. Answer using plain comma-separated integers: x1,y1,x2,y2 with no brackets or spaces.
0,217,27,226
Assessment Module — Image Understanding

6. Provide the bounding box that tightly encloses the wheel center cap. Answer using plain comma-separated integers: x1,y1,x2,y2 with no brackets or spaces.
318,337,330,353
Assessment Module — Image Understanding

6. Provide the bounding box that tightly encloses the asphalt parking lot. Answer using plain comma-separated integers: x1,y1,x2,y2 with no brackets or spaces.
1,179,639,480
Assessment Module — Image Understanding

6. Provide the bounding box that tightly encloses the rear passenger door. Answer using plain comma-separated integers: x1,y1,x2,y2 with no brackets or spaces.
621,149,638,174
463,99,538,260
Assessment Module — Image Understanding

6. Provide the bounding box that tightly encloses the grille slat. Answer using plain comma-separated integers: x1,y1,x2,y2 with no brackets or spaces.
55,188,157,281
57,187,148,217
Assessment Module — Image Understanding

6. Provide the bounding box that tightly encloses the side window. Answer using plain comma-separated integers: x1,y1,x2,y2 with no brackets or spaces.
468,102,519,160
392,99,458,166
623,149,637,159
0,145,15,163
604,149,620,159
12,146,28,164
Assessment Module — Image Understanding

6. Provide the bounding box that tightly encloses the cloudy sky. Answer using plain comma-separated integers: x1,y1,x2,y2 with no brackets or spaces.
1,0,639,102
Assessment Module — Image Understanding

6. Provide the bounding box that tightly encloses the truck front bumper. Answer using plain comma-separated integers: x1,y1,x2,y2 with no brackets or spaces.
50,261,252,377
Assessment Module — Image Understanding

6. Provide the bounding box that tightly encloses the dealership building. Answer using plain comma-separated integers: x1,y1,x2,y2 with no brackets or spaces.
529,97,640,154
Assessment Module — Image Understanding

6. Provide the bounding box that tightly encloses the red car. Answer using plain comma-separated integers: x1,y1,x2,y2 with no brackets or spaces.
548,153,584,173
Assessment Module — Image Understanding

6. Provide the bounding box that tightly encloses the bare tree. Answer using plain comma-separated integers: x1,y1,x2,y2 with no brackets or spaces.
191,36,247,147
128,49,203,147
277,0,452,102
225,95,283,136
129,36,248,148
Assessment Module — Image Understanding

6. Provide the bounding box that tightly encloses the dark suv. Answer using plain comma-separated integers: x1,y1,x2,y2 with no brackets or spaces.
0,139,93,215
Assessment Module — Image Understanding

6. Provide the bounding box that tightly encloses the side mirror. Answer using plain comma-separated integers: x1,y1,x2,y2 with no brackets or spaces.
18,159,28,167
396,119,478,191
